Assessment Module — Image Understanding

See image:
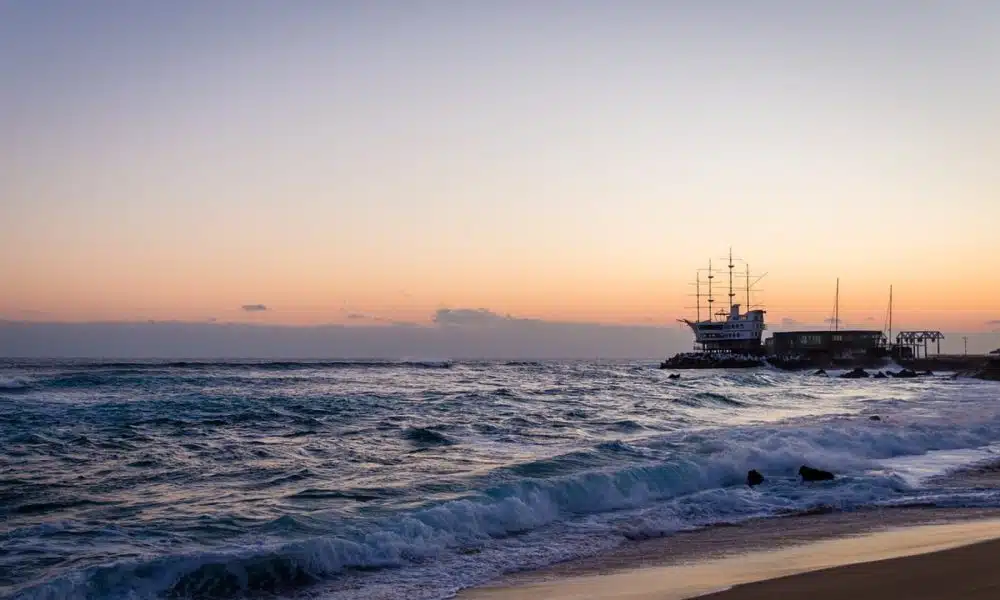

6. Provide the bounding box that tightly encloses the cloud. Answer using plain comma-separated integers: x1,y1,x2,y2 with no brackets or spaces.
0,310,692,359
865,316,876,321
780,317,800,327
434,308,517,326
986,320,1000,325
823,317,841,324
345,312,400,324
241,304,268,312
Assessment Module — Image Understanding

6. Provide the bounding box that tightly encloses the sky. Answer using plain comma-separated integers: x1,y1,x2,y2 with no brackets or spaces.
2,1,999,349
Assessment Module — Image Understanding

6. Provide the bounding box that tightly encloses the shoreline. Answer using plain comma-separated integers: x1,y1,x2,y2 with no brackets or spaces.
458,506,1000,600
700,536,1000,599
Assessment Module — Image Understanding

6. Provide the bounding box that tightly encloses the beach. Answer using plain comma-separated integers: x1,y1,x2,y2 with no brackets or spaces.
460,506,1000,600
702,536,1000,599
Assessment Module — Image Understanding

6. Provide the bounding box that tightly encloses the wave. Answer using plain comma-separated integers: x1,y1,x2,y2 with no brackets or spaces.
609,419,646,432
673,392,747,407
0,376,32,391
163,360,455,370
43,372,113,388
403,427,455,447
19,360,457,389
286,488,389,502
14,411,1000,599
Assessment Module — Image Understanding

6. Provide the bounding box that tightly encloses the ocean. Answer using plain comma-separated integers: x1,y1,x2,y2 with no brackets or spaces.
2,360,1000,599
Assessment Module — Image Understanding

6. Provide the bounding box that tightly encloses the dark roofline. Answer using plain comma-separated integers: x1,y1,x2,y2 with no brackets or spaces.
775,330,884,335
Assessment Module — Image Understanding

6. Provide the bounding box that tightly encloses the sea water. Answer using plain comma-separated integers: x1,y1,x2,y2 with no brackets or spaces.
2,360,999,599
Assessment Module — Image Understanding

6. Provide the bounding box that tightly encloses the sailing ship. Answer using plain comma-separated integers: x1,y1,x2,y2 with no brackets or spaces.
679,249,766,353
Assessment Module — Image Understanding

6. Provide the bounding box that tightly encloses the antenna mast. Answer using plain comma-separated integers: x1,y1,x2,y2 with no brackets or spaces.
831,278,840,332
888,285,893,344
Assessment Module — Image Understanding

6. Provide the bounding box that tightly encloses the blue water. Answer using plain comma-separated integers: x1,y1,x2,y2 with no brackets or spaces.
2,360,1000,599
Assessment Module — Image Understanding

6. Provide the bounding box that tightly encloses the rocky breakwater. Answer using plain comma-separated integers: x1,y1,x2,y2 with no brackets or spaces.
659,352,765,369
961,356,1000,382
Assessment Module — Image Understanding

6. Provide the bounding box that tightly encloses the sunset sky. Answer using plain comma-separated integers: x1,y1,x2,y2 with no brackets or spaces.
3,1,998,333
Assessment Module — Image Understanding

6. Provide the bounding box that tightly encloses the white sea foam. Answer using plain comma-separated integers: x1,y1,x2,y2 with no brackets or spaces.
0,375,31,390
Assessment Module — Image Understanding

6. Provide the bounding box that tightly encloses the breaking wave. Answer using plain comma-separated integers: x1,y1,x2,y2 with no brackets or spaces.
14,409,1000,599
0,376,32,391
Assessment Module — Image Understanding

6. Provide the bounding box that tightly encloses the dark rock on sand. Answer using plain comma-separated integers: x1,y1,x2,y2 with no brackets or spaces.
667,373,681,380
891,369,918,378
812,369,828,377
747,469,765,487
869,415,882,421
799,465,835,482
873,371,887,379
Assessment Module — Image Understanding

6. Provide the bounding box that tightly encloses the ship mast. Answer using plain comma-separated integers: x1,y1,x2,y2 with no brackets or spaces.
727,247,735,311
707,259,714,321
745,264,751,311
695,272,701,322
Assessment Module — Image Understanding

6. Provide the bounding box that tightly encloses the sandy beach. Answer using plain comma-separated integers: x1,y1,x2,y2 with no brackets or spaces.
460,507,1000,600
701,536,1000,599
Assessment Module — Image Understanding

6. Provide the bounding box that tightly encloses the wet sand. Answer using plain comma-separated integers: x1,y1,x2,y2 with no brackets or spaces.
701,536,1000,599
460,513,1000,600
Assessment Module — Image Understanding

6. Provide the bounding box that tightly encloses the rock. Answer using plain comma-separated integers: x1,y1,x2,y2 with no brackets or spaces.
873,371,887,379
974,367,1000,381
799,465,835,482
747,469,765,487
869,415,882,421
839,367,870,379
972,368,1000,381
920,370,934,376
812,369,828,377
668,373,681,380
891,369,918,378
659,352,766,370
